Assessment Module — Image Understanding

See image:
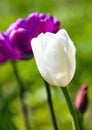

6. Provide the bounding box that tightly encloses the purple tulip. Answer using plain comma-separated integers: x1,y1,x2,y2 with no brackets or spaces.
0,32,20,63
6,13,60,60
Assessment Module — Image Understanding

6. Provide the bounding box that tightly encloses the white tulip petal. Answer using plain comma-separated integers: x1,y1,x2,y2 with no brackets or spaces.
31,29,76,87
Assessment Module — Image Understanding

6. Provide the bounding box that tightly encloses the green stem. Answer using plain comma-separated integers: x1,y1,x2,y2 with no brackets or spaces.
77,112,84,130
12,61,31,130
61,87,82,130
44,81,58,130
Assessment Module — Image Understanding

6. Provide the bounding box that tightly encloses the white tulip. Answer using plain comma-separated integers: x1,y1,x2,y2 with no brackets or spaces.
31,29,76,87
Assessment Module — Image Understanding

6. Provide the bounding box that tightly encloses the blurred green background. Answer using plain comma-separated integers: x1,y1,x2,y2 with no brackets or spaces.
0,0,92,130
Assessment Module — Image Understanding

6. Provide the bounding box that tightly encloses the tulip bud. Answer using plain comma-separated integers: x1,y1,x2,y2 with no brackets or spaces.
31,29,76,87
74,84,88,113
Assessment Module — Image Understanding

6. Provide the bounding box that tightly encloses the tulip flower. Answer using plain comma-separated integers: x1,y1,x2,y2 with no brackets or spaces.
74,84,88,113
0,32,20,63
6,13,60,60
31,29,76,87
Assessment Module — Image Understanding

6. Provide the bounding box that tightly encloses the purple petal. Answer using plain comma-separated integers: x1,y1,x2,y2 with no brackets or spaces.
34,20,53,37
0,33,20,63
0,33,7,63
6,18,26,35
26,13,41,35
49,16,60,33
39,13,49,21
9,28,33,59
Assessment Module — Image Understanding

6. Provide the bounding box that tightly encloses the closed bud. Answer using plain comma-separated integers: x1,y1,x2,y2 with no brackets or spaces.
74,84,88,113
31,29,76,87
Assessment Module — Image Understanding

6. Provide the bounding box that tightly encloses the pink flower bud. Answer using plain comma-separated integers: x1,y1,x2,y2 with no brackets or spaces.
74,84,88,113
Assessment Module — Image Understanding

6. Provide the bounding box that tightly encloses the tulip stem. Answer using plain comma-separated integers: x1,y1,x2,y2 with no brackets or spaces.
12,61,31,130
44,81,58,130
77,112,84,130
61,87,82,130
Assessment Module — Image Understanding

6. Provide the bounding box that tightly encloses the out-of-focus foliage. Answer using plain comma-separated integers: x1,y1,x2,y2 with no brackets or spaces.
0,0,92,130
0,86,17,130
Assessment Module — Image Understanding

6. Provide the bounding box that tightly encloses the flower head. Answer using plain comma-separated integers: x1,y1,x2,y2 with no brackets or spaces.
74,84,88,113
0,32,20,63
6,13,60,60
31,29,76,87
